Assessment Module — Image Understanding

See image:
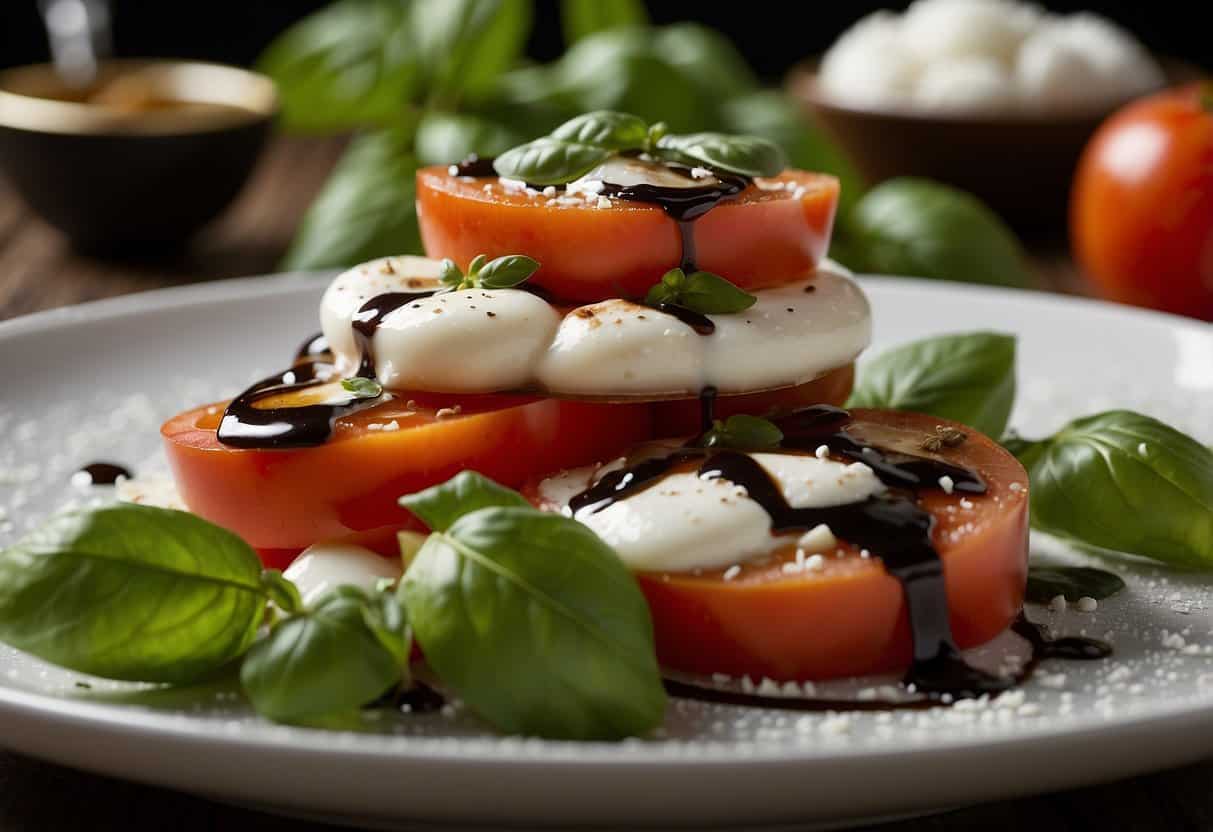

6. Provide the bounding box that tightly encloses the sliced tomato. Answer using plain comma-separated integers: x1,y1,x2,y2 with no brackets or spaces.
163,392,652,561
651,364,854,437
529,409,1028,682
417,167,840,302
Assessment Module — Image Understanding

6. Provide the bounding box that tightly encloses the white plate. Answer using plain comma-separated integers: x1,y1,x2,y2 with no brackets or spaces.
1,274,1211,830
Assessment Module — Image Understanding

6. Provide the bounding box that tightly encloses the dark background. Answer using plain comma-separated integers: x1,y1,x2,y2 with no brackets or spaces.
1,0,1208,79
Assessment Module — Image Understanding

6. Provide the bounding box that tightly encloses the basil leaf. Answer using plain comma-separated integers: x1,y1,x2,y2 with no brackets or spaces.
439,258,463,287
834,178,1033,289
554,31,708,134
281,128,421,270
241,587,402,724
361,587,412,669
341,377,384,398
415,110,529,166
411,0,533,105
1013,411,1213,568
720,90,864,217
847,332,1016,439
700,415,784,451
653,23,758,100
655,132,786,177
560,0,648,45
0,505,265,684
1025,565,1126,605
476,254,540,289
257,0,420,133
401,506,666,739
550,110,649,150
679,270,758,314
260,570,303,614
493,138,610,185
400,470,531,532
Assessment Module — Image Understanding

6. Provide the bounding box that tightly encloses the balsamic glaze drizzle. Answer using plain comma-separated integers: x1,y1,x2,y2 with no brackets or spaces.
294,332,331,363
454,154,497,177
598,170,748,273
567,405,1050,700
351,290,438,378
218,290,437,449
217,360,370,449
77,462,132,485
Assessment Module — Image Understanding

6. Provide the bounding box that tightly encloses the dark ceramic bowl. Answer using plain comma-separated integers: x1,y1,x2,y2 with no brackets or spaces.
0,60,276,251
788,62,1181,234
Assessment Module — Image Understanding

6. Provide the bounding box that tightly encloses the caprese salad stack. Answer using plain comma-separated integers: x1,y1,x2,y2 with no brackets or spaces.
162,111,1031,695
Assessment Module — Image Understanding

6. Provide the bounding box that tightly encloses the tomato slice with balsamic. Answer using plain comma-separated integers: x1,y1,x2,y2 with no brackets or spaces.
417,166,840,303
163,392,652,565
527,409,1029,684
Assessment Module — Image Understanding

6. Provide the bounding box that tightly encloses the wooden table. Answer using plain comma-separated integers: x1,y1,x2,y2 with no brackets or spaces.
1,137,1210,831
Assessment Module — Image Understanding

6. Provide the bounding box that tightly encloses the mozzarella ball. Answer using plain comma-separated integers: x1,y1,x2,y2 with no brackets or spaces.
902,0,1041,65
819,11,921,106
916,57,1019,111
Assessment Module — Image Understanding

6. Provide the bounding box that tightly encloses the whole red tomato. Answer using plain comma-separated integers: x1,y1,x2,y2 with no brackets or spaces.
1071,83,1213,320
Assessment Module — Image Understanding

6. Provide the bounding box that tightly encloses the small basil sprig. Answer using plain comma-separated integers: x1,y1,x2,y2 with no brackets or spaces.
341,377,383,399
440,253,540,290
0,505,268,684
399,471,667,740
1025,564,1126,605
699,414,783,451
493,110,787,184
241,585,410,725
1007,411,1213,569
847,332,1016,439
645,268,756,315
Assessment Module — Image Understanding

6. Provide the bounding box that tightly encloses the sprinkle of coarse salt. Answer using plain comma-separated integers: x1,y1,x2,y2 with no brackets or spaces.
815,444,830,459
690,166,712,179
938,475,955,494
757,677,781,696
996,689,1025,709
1038,672,1067,689
69,470,93,490
447,164,459,176
722,565,741,581
711,673,731,685
781,681,802,697
435,405,463,420
1161,632,1186,650
1009,482,1023,492
820,715,851,735
797,523,836,553
1017,703,1041,717
1076,596,1098,612
568,178,604,195
282,371,297,385
542,185,557,198
1049,595,1067,612
805,554,826,572
740,676,756,694
959,498,974,510
596,196,612,209
498,176,528,191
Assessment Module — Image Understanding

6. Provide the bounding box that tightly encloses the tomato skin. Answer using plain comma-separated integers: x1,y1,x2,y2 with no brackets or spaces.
163,394,652,554
531,409,1028,682
1071,84,1213,320
416,167,840,302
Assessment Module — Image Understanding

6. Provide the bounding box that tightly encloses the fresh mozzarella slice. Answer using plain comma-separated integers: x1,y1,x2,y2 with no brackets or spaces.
539,453,885,572
282,542,402,606
319,255,443,376
698,270,871,393
321,259,871,397
371,289,560,391
535,299,706,395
